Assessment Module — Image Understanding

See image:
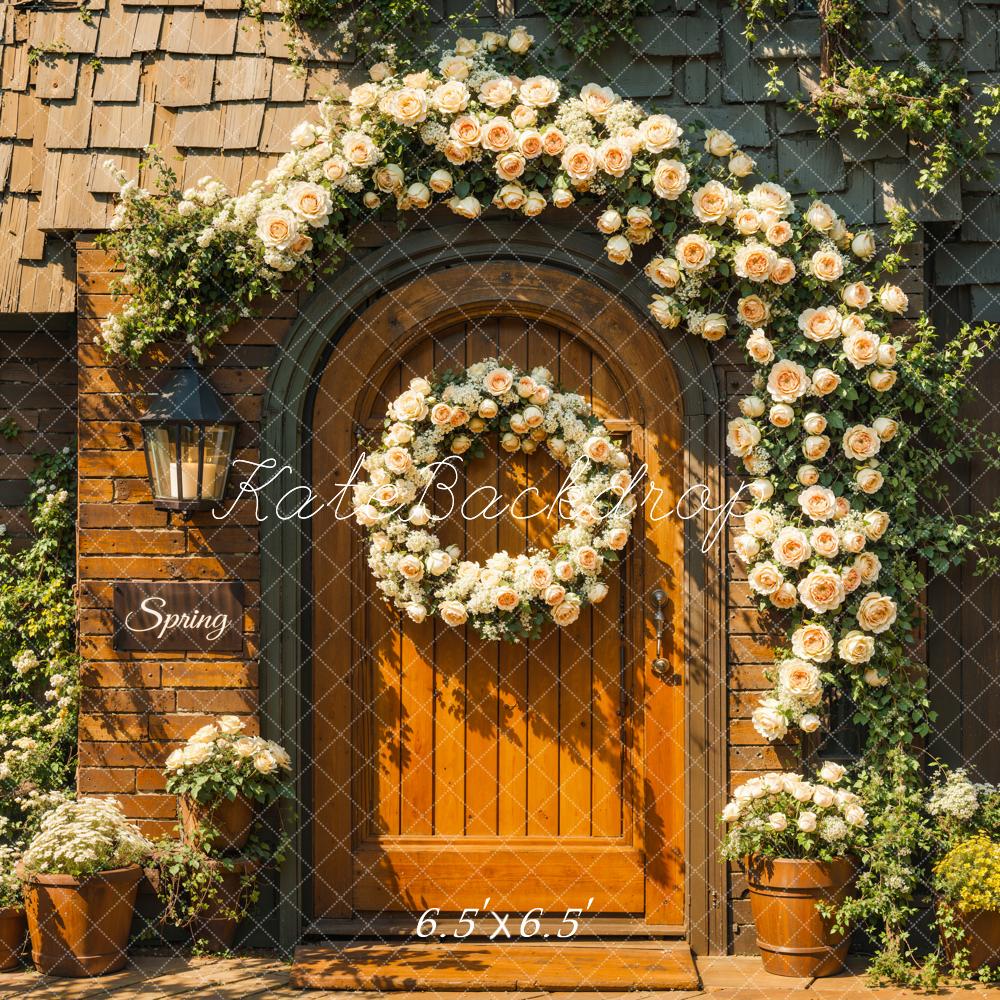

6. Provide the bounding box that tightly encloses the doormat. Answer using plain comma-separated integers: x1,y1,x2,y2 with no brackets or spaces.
290,941,700,991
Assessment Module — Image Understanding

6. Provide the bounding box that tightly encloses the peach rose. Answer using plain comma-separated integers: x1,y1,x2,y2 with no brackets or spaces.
649,295,680,329
766,359,809,403
645,256,681,289
450,115,482,146
803,412,827,435
798,484,837,521
541,126,567,156
734,242,778,282
770,257,797,285
856,468,884,494
879,284,908,313
596,139,632,178
692,180,736,225
432,80,470,114
772,526,812,568
397,554,425,581
769,403,794,427
856,592,897,634
439,600,469,627
561,143,599,182
481,116,516,152
653,159,689,200
552,595,582,626
733,208,761,235
746,330,775,364
383,446,413,475
798,566,846,614
495,587,521,612
771,582,799,609
495,151,526,181
811,526,840,558
842,281,872,309
802,435,831,461
855,552,881,584
748,560,784,596
864,511,891,541
640,114,683,153
779,659,822,703
810,249,845,282
843,331,880,369
518,129,544,158
798,306,842,342
584,436,612,462
811,368,841,396
580,82,616,119
519,75,560,107
726,417,761,457
737,295,769,327
676,233,715,271
843,425,881,461
484,367,514,396
544,583,567,606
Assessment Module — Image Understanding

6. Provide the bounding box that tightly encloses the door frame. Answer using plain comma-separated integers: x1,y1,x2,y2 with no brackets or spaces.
259,220,728,953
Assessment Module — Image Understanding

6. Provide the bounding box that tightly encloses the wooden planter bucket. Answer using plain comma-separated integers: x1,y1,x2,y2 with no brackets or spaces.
190,859,261,952
179,795,254,853
744,856,856,978
0,907,26,971
941,905,1000,972
23,865,143,977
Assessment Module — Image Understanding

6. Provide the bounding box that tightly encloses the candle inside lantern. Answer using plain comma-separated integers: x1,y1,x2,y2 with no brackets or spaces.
168,462,221,499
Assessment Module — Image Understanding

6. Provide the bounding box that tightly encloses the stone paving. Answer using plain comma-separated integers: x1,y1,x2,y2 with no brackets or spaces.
0,954,998,999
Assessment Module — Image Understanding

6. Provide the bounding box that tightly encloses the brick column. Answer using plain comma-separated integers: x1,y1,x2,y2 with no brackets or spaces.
75,239,298,837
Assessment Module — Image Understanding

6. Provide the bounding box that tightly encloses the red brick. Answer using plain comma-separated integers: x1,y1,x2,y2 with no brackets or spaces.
81,688,176,713
79,503,168,528
118,793,178,820
174,689,257,714
136,768,167,792
78,528,186,555
78,767,136,794
148,713,259,741
160,662,257,688
78,713,147,741
79,741,179,768
81,661,162,687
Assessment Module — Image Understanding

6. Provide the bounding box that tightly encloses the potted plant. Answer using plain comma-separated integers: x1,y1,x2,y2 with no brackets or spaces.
19,797,151,977
721,762,868,978
159,717,293,951
164,716,292,853
0,846,25,971
934,833,1000,976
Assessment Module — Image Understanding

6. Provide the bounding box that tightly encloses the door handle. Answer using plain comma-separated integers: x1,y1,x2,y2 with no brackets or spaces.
650,587,671,680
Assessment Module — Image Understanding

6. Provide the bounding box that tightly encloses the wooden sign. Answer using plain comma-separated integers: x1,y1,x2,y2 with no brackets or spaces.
113,582,244,652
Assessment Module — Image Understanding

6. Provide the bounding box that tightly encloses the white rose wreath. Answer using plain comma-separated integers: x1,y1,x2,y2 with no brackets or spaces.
352,359,637,642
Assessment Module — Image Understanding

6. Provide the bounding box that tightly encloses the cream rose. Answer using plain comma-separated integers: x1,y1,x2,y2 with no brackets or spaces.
810,249,844,282
561,143,599,182
257,209,299,250
653,159,689,200
432,80,470,114
766,359,809,403
676,233,716,271
796,485,837,522
811,526,839,558
552,595,582,626
580,82,616,119
645,256,681,289
842,425,881,461
805,200,837,233
752,699,788,741
779,659,822,703
439,600,468,627
746,330,775,364
772,526,812,568
641,114,683,153
748,561,783,596
798,566,846,614
734,242,778,282
388,87,429,126
519,75,560,107
842,281,872,309
792,623,834,662
704,128,736,156
802,435,831,461
729,151,755,177
769,403,794,427
726,417,761,457
481,116,516,152
857,592,897,634
811,368,841,396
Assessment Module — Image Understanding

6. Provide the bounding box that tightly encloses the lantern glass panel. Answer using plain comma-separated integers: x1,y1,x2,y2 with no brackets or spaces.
201,424,235,501
145,425,176,501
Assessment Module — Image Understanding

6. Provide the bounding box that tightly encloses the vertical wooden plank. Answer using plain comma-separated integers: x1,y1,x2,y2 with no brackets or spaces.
432,326,467,836
641,346,687,925
465,320,501,835
590,360,625,840
398,339,436,836
498,317,532,837
310,356,356,915
557,335,594,837
370,364,402,837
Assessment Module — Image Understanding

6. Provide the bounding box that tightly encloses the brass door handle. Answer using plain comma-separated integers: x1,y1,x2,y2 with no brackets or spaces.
650,588,671,679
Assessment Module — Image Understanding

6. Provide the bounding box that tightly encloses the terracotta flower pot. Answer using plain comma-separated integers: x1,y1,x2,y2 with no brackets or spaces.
179,794,253,853
940,905,1000,972
744,856,856,978
190,859,260,952
23,865,143,977
0,907,26,971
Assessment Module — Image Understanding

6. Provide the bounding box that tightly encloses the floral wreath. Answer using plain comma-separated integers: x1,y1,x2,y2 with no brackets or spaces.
351,360,636,643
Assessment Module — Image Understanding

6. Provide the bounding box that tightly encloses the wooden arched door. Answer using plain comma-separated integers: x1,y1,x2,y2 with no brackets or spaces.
310,264,685,929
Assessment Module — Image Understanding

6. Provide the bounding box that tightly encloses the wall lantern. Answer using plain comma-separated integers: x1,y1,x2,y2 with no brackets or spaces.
139,359,237,513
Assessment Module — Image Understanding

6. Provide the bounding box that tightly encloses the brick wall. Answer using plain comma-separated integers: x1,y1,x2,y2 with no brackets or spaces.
74,233,925,944
75,242,300,838
0,317,76,544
